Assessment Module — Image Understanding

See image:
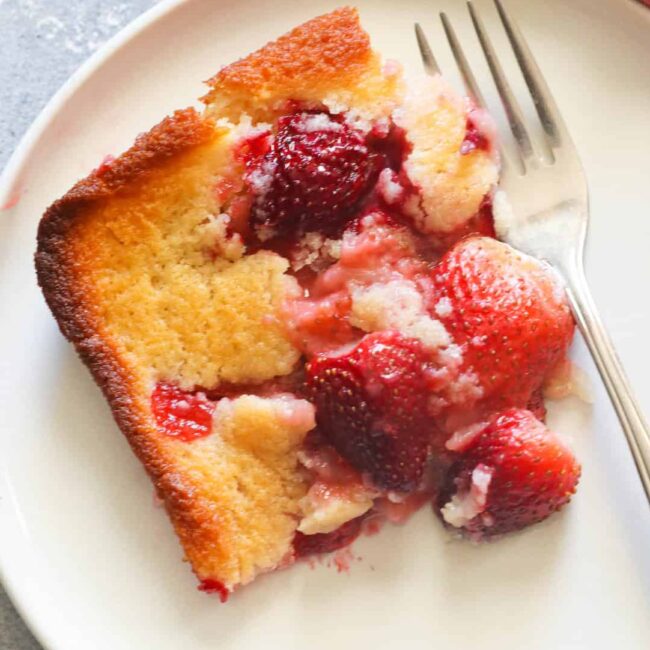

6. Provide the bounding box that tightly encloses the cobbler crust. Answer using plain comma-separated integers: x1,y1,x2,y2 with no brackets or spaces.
204,7,371,103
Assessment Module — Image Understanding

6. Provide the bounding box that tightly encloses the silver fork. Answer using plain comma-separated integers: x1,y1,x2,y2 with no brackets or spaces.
416,0,650,502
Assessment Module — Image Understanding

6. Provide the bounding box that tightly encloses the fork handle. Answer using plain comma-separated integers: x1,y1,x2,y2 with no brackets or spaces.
564,263,650,503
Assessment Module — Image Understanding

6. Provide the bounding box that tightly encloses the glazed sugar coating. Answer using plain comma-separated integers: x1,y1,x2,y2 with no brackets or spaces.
429,236,575,416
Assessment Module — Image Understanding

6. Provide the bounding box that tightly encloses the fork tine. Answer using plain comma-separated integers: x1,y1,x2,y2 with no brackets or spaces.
439,12,514,175
414,23,441,75
439,12,485,107
495,0,566,147
467,1,534,163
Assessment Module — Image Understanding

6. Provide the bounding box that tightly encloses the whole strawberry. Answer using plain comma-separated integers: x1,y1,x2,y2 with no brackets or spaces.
438,408,580,538
306,331,435,492
430,236,574,414
247,111,381,239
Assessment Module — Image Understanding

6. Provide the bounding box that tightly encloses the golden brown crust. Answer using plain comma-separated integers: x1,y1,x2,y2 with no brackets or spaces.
43,109,214,218
201,7,401,125
36,107,212,350
203,7,371,105
35,107,223,578
35,107,212,365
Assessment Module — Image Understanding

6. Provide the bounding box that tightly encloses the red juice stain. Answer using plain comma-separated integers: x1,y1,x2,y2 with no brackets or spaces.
1,188,22,211
198,579,230,602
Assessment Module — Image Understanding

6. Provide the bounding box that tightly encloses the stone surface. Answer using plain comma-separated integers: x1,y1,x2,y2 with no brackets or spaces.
0,0,158,168
0,2,158,646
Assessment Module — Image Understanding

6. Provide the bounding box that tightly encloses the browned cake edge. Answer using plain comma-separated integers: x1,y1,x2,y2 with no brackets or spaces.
202,6,371,105
34,108,220,560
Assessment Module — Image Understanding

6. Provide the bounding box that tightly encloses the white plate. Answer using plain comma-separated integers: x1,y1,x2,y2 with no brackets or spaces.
1,0,649,648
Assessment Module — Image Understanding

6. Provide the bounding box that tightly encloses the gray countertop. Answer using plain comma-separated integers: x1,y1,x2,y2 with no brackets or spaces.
0,2,157,647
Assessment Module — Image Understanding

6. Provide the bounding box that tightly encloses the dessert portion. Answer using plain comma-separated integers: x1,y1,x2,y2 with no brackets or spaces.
35,7,580,601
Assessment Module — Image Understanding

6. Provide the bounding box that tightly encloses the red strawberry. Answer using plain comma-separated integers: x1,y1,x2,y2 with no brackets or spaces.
430,236,574,414
246,111,381,239
151,382,215,441
293,516,364,557
306,331,435,491
438,408,580,538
